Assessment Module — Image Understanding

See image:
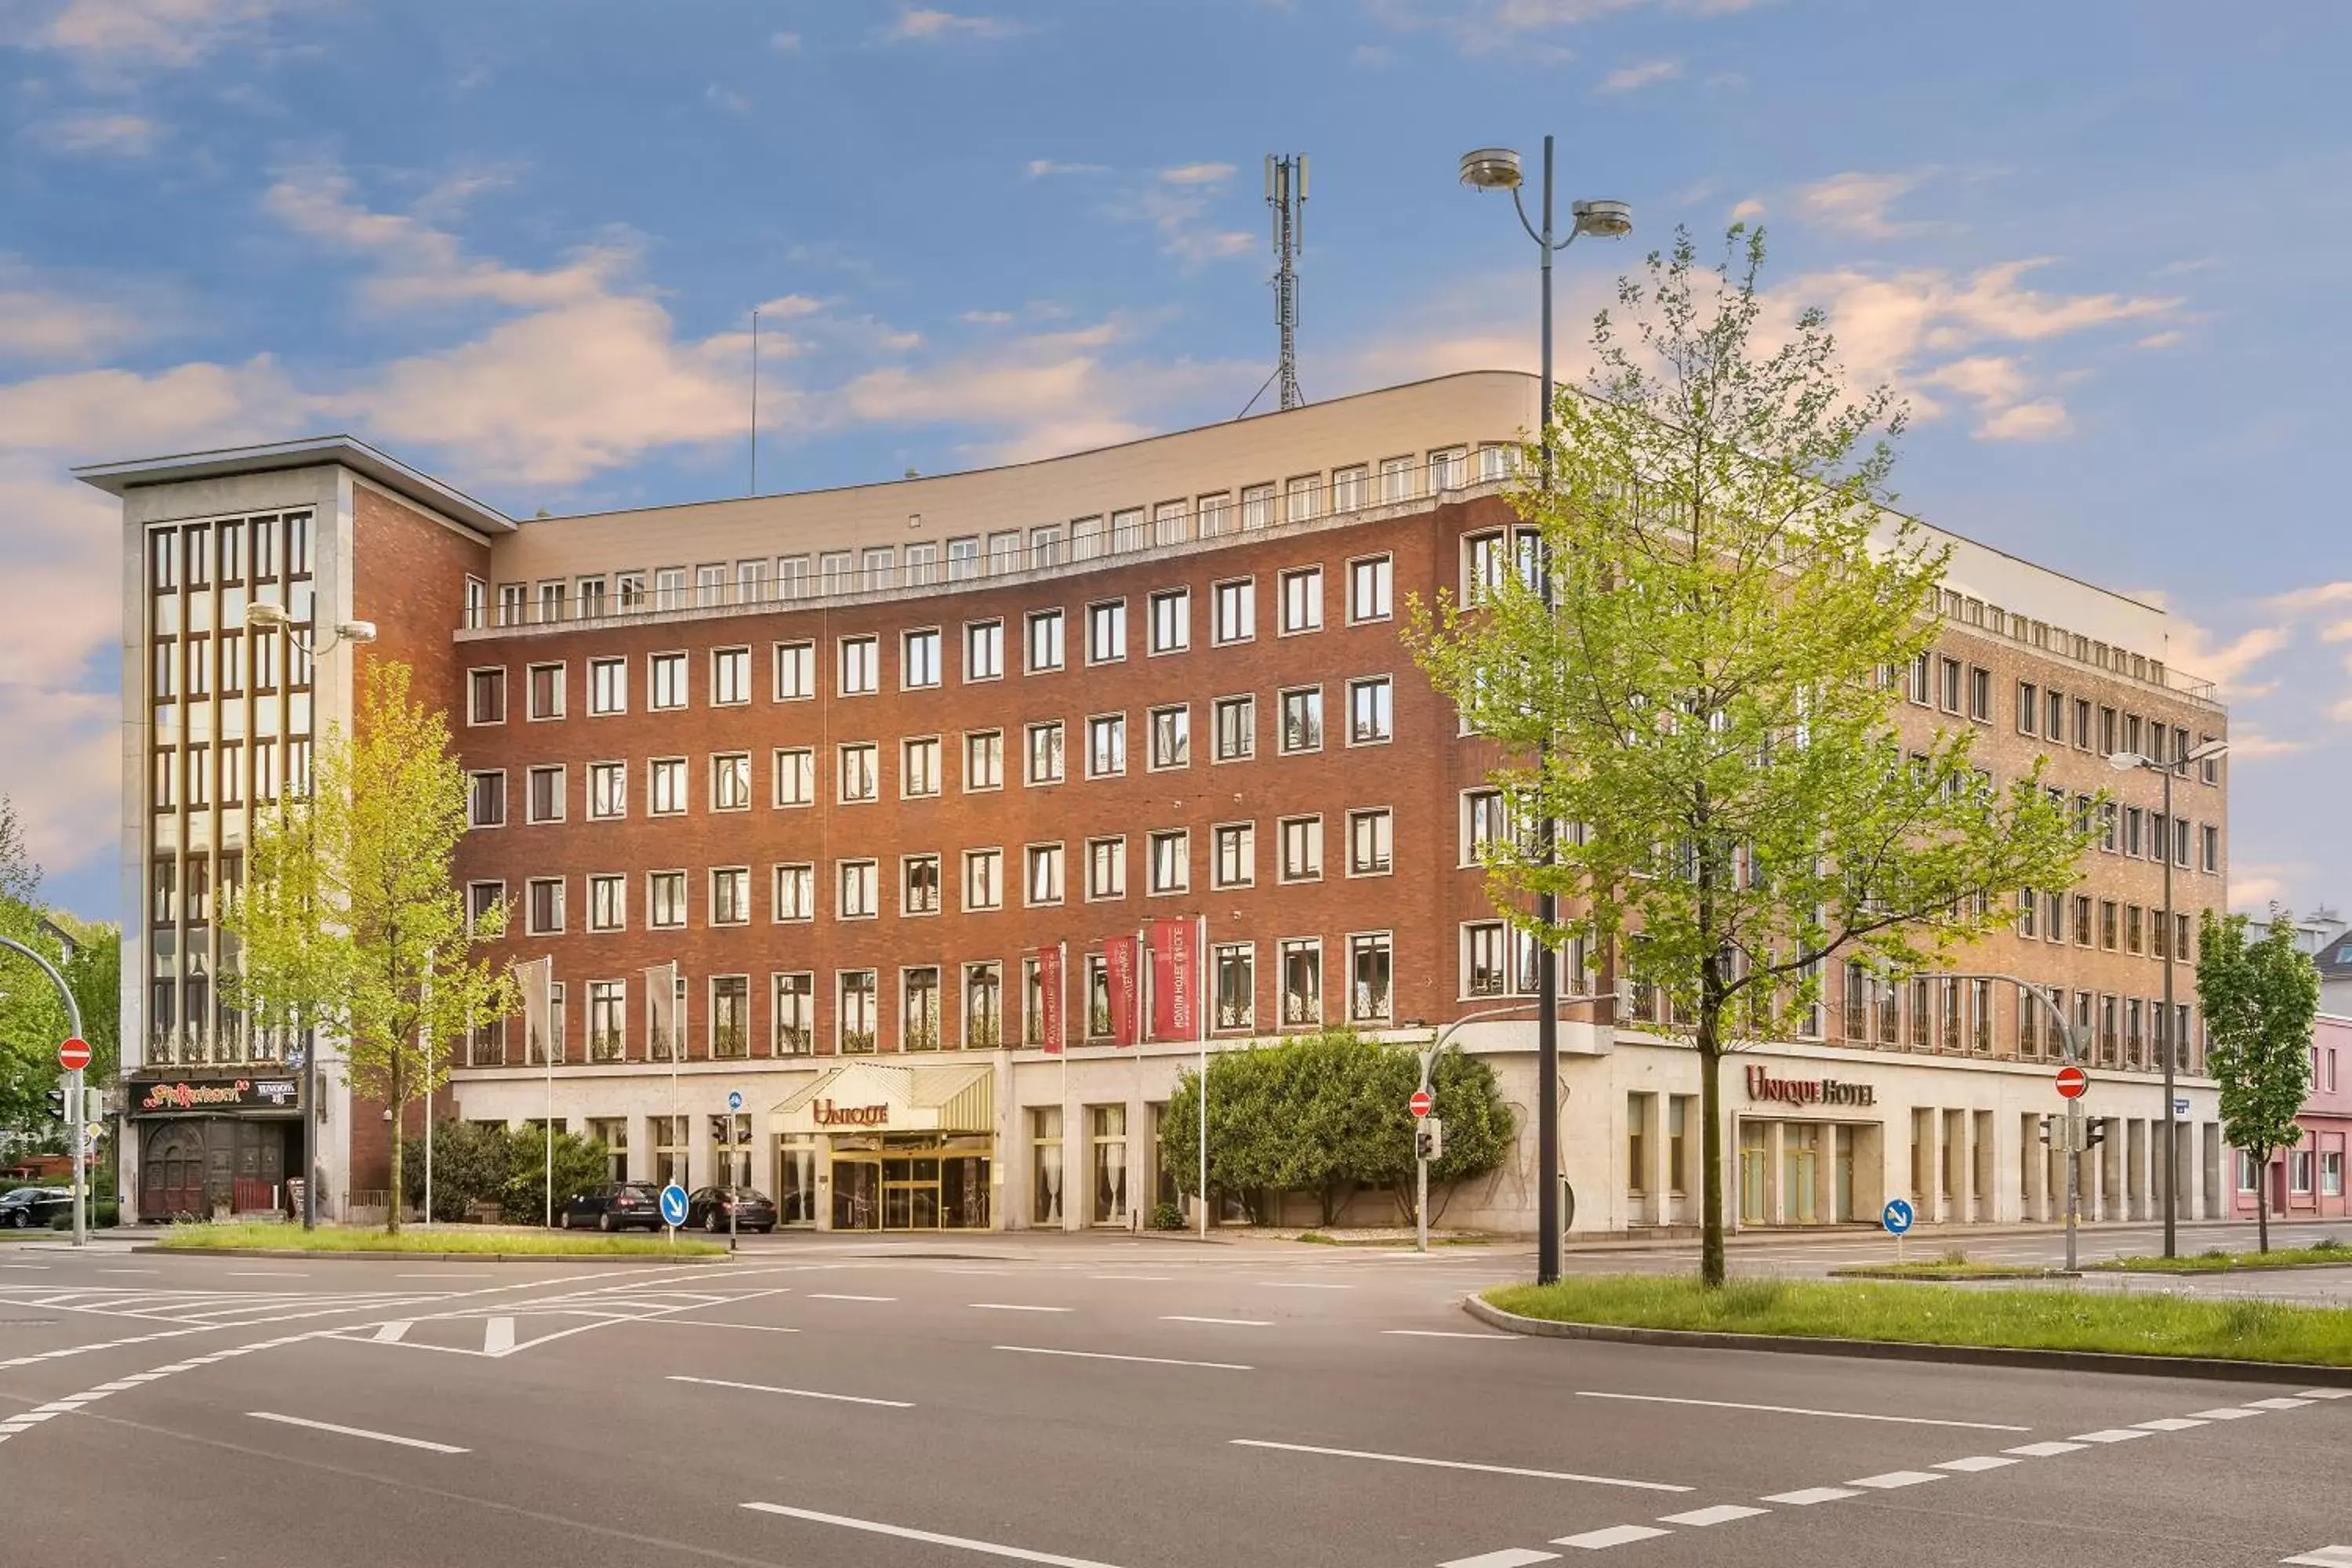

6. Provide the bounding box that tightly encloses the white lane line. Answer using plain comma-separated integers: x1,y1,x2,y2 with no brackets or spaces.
0,1264,49,1270
669,1374,912,1409
1760,1486,1859,1506
1935,1456,2018,1473
370,1321,412,1344
481,1317,517,1356
397,1272,492,1279
1849,1471,1944,1490
2246,1397,2314,1411
809,1293,897,1303
247,1411,468,1454
98,1269,159,1275
1385,1329,1515,1341
1161,1315,1272,1327
1657,1504,1769,1527
2281,1548,2352,1567
2005,1441,2086,1457
2133,1417,2207,1432
1228,1439,1690,1494
742,1501,1123,1567
2069,1428,2150,1444
968,1303,1073,1313
996,1345,1250,1371
1440,1551,1559,1568
1554,1525,1671,1550
2188,1407,2263,1421
1264,1282,1352,1290
226,1271,310,1279
2297,1390,2352,1400
674,1320,802,1335
1576,1390,2029,1432
1088,1274,1171,1283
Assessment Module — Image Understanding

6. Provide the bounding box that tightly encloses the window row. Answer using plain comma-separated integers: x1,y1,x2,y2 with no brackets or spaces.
151,738,314,812
146,514,314,593
2014,891,2211,959
2005,677,2221,785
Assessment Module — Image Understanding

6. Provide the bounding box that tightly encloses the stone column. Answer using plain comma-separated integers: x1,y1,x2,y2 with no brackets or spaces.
1763,1120,1786,1226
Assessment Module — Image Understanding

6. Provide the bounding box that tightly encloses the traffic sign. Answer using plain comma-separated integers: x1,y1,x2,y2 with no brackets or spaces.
1882,1198,1915,1236
659,1183,689,1227
2056,1065,2089,1100
1409,1088,1434,1120
727,1090,744,1112
57,1036,90,1073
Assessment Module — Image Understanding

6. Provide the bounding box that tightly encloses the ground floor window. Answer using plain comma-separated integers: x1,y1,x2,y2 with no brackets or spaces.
710,1113,752,1188
2238,1150,2259,1192
777,1138,818,1224
1279,938,1322,1027
2325,1149,2344,1197
2290,1147,2314,1195
1091,1105,1129,1225
1032,1107,1064,1225
586,1116,628,1181
652,1115,688,1187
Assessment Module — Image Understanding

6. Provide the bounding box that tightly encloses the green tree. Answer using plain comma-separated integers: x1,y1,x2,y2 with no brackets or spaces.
229,661,517,1232
1407,227,2092,1286
2198,909,2320,1254
0,798,70,1142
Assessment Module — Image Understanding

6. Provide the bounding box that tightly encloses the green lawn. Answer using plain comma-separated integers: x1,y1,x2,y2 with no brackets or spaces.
1486,1274,2352,1367
1828,1260,2059,1280
154,1223,726,1258
2096,1241,2352,1275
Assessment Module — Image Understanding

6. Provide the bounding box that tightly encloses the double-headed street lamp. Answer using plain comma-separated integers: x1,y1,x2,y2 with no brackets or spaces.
2107,735,2229,1260
1460,137,1630,1287
241,600,376,1230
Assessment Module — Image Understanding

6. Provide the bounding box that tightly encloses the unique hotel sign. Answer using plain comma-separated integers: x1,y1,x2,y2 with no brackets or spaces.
771,1061,995,1137
1744,1065,1876,1108
811,1098,890,1127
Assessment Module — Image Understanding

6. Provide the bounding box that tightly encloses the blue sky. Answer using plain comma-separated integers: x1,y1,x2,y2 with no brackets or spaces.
2,0,2347,924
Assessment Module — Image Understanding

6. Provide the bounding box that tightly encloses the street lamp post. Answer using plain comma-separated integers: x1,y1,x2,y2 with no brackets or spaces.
1407,1004,1540,1254
241,601,377,1230
2108,737,2229,1260
1934,972,2088,1269
1460,138,1630,1287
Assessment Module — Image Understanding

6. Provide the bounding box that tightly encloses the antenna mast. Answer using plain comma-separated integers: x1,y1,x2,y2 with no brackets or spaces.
1266,153,1307,411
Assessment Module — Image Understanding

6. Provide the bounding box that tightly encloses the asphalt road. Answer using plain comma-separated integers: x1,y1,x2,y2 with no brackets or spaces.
2,1234,2347,1568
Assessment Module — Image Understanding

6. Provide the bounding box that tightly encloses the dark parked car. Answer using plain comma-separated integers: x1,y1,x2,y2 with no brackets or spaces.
557,1181,665,1232
0,1186,71,1229
684,1186,776,1233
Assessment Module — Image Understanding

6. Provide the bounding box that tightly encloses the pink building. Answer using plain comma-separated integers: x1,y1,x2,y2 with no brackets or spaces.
2231,1012,2351,1221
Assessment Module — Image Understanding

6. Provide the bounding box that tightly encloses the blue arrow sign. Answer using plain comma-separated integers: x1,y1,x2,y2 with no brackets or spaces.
1882,1197,1915,1236
727,1090,744,1112
659,1183,689,1227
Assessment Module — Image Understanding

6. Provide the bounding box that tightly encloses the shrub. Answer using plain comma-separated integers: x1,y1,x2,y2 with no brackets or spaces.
47,1200,118,1230
1147,1201,1185,1231
402,1120,609,1225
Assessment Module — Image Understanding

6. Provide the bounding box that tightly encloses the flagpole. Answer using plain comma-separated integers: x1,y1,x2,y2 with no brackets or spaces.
423,950,436,1228
543,957,554,1229
1197,913,1208,1239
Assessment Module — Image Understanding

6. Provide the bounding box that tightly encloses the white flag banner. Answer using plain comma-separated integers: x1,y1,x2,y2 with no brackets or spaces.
517,956,553,1065
644,961,678,1060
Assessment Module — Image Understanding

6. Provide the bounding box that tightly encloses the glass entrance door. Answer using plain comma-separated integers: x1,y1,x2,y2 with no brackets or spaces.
883,1156,941,1229
831,1158,880,1230
1784,1126,1819,1225
779,1142,818,1226
1739,1123,1767,1225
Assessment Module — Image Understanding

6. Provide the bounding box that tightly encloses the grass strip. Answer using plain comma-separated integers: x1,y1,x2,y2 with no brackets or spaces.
154,1222,725,1257
2095,1241,2352,1274
1828,1261,2062,1280
1486,1274,2352,1367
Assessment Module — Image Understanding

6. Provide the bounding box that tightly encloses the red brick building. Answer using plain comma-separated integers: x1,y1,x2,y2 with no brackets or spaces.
84,371,2238,1233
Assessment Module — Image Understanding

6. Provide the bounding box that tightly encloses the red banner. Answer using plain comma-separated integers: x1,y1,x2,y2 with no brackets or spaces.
1036,946,1064,1055
1105,936,1142,1047
1151,918,1197,1041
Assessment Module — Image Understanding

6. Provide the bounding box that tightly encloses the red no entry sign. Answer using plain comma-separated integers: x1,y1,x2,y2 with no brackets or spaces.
1409,1089,1434,1119
57,1037,91,1073
2056,1065,2088,1100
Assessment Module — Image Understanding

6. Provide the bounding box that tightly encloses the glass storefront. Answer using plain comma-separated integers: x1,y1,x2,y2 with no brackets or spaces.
828,1134,992,1231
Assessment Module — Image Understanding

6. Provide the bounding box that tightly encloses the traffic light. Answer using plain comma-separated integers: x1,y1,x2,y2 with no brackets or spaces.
45,1087,66,1123
1415,1118,1445,1162
83,1087,104,1124
2036,1115,2053,1147
2085,1117,2109,1150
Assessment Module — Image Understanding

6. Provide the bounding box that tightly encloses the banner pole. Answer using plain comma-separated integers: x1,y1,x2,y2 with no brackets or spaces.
1198,913,1208,1239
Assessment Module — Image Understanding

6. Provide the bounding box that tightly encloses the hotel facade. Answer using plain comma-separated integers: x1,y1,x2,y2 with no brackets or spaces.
82,370,2238,1235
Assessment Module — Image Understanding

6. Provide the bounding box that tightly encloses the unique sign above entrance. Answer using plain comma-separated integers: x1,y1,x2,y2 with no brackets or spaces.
769,1060,994,1138
1744,1065,1875,1108
132,1076,301,1116
812,1099,890,1127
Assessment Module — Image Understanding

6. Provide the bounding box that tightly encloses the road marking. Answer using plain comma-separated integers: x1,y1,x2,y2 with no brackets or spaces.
247,1411,468,1454
98,1269,159,1275
2281,1548,2352,1567
1439,1551,1559,1568
2190,1407,2264,1420
1385,1329,1515,1340
1264,1282,1351,1290
2069,1428,2149,1444
1575,1391,2028,1432
481,1317,517,1356
1849,1471,1944,1490
2297,1390,2352,1400
397,1272,492,1279
2133,1417,2207,1432
996,1345,1250,1371
1935,1456,2018,1472
1554,1525,1671,1549
669,1374,912,1408
225,1271,310,1279
1087,1274,1171,1283
1759,1487,1858,1506
2005,1441,2086,1457
1228,1439,1689,1494
809,1293,897,1302
0,1264,49,1270
1161,1315,1271,1327
674,1320,802,1334
742,1502,1123,1567
2246,1397,2314,1410
370,1321,412,1344
1657,1505,1768,1527
969,1303,1074,1313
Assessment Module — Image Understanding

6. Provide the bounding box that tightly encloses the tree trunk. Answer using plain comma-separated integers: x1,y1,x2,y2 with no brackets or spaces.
385,1097,404,1236
1698,1014,1726,1289
2256,1155,2270,1254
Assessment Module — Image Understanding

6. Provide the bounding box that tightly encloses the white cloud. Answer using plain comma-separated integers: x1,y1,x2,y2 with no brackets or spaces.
1160,162,1236,185
958,309,1014,324
33,0,285,67
2138,329,2183,350
1112,165,1254,266
704,84,751,115
25,110,159,156
2225,732,2310,760
1025,158,1109,179
0,269,140,361
886,8,1025,42
1363,0,1762,58
1974,398,2070,442
1799,169,1936,239
753,294,826,320
1730,197,1765,221
768,30,803,52
1598,58,1680,92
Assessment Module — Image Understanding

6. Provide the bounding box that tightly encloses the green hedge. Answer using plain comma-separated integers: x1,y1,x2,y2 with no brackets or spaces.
401,1120,610,1224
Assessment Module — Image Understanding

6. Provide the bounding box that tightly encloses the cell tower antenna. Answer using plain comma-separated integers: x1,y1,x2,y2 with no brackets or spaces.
1268,153,1306,411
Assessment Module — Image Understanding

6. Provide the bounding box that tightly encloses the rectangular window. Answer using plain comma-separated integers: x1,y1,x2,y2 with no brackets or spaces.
964,848,1004,911
1149,588,1189,654
2101,899,2118,950
589,874,624,932
649,757,688,816
1939,656,1962,713
1348,808,1393,875
774,641,815,701
589,657,626,715
902,854,942,916
774,973,814,1055
1213,695,1255,761
964,730,1004,791
1149,829,1189,895
1279,938,1323,1027
527,765,564,824
2017,681,2038,735
1149,705,1189,769
1279,816,1323,882
902,628,942,689
648,870,688,929
1348,554,1392,622
774,747,815,808
1213,822,1254,889
1279,566,1323,634
1241,483,1275,528
902,967,942,1051
2202,823,2220,873
1025,843,1065,906
1347,677,1392,744
1086,713,1126,779
468,667,506,726
773,862,815,921
902,736,942,797
838,971,878,1052
1465,923,1508,997
839,635,879,695
1087,836,1126,900
1211,579,1254,644
2074,895,2093,946
1214,945,1254,1031
1467,532,1508,603
468,771,506,829
1348,934,1392,1022
1029,524,1063,568
1969,666,1991,721
527,877,564,935
711,647,750,706
838,743,878,804
1026,722,1065,786
649,652,688,710
1027,609,1065,672
710,867,751,926
965,620,1004,681
838,859,879,920
2074,698,2092,750
1279,687,1323,753
525,662,564,720
1086,600,1127,664
585,982,624,1063
1331,465,1368,511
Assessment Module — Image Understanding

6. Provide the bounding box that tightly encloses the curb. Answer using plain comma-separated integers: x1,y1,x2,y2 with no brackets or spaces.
1828,1268,2076,1282
132,1244,730,1264
1460,1294,2352,1387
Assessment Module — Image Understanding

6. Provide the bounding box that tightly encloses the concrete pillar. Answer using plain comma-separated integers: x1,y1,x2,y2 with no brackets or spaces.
2127,1119,2147,1221
2203,1123,2224,1220
1642,1094,1671,1226
1975,1109,1996,1223
1915,1108,1939,1219
1764,1120,1787,1225
2020,1112,2044,1222
2101,1124,2124,1223
1813,1124,1835,1226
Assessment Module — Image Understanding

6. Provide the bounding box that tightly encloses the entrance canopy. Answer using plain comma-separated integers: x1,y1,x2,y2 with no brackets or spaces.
768,1060,994,1138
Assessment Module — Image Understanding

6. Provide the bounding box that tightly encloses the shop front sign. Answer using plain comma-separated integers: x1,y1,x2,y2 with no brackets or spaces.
811,1098,890,1127
1744,1065,1875,1108
132,1076,302,1116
